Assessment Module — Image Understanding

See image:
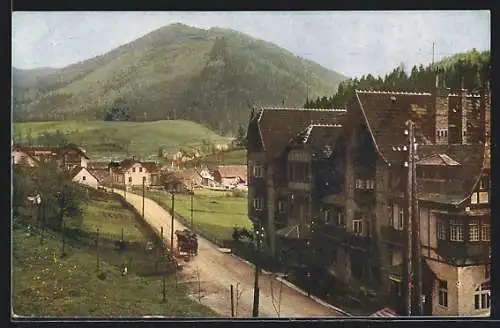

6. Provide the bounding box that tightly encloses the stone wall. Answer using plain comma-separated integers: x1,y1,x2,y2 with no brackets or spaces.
457,265,489,316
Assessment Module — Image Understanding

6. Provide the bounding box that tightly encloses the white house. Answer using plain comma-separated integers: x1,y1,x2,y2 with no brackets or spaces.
110,158,159,187
70,166,100,189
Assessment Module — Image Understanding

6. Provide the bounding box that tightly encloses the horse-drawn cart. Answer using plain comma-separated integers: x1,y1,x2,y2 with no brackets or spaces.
175,229,198,256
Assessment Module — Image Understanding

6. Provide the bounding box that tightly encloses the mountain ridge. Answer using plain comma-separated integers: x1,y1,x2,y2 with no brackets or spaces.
12,23,347,134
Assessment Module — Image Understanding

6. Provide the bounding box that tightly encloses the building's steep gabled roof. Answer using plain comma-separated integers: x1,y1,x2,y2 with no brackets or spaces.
69,166,100,181
141,162,159,173
12,149,40,166
355,90,435,165
119,159,139,170
216,165,247,180
255,107,346,159
69,166,83,178
89,168,110,183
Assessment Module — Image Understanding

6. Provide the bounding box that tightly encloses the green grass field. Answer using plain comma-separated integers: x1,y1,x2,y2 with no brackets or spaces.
188,149,247,167
12,191,216,317
146,188,252,244
13,120,229,161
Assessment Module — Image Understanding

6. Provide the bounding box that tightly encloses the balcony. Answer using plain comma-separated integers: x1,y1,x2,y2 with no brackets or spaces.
437,240,490,264
321,225,348,242
288,181,312,191
344,234,372,250
381,226,404,246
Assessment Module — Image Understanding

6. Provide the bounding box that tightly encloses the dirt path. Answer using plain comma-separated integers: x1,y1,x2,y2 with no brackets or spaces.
115,190,345,318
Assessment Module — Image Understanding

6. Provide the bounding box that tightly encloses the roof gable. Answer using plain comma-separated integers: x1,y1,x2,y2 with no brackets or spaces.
355,90,434,164
256,107,346,159
216,165,247,179
70,166,99,181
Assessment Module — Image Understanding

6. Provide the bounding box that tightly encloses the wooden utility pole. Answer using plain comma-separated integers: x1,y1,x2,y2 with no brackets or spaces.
161,226,166,303
402,124,413,317
96,227,101,272
142,177,145,219
252,226,263,317
190,184,194,229
230,284,235,317
170,192,175,252
409,121,424,315
252,259,260,317
61,218,66,256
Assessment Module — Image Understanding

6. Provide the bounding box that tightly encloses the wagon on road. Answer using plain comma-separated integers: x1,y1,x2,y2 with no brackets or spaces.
175,229,198,256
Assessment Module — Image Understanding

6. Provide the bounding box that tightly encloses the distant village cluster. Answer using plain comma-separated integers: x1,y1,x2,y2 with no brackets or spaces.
12,144,247,194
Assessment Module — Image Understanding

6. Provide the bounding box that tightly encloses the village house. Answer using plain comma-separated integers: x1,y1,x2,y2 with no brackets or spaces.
215,143,230,152
247,83,491,316
12,145,89,170
213,165,247,188
70,166,100,189
12,147,39,167
198,165,217,187
161,169,201,194
109,158,160,187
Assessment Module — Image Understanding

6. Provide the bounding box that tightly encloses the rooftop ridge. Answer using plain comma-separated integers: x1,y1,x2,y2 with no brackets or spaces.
307,123,343,128
356,89,432,96
449,93,482,98
260,106,347,112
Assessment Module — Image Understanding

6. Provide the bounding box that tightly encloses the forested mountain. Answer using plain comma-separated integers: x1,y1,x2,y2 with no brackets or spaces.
305,49,490,109
12,23,346,134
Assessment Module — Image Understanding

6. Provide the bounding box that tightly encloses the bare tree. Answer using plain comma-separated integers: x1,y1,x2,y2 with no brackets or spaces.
194,266,204,303
270,276,283,317
235,282,244,317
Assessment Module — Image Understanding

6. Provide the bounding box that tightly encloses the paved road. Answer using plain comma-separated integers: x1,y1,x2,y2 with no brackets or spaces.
114,190,345,318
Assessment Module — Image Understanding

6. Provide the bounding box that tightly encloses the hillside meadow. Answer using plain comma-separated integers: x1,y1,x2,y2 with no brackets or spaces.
13,120,230,161
12,189,216,317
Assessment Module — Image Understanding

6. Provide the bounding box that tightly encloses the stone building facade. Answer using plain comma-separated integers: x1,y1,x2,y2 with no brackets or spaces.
247,85,491,316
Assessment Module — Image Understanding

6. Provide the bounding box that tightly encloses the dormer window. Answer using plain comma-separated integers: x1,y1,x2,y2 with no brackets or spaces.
479,175,490,190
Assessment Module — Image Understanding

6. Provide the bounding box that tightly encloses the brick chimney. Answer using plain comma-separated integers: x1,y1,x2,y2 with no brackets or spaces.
480,84,491,170
433,75,449,145
459,79,468,144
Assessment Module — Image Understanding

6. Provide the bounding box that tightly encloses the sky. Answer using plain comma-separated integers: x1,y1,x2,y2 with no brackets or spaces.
12,11,490,77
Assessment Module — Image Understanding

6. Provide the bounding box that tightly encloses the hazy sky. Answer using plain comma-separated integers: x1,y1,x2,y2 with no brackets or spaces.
12,11,490,77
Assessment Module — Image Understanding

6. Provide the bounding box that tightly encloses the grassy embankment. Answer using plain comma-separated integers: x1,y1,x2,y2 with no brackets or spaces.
12,120,229,162
12,190,216,317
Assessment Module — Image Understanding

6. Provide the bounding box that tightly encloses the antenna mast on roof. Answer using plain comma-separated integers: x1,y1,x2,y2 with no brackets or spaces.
432,42,435,67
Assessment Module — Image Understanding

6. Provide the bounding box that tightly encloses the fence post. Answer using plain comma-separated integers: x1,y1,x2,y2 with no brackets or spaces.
96,227,100,272
231,284,235,317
